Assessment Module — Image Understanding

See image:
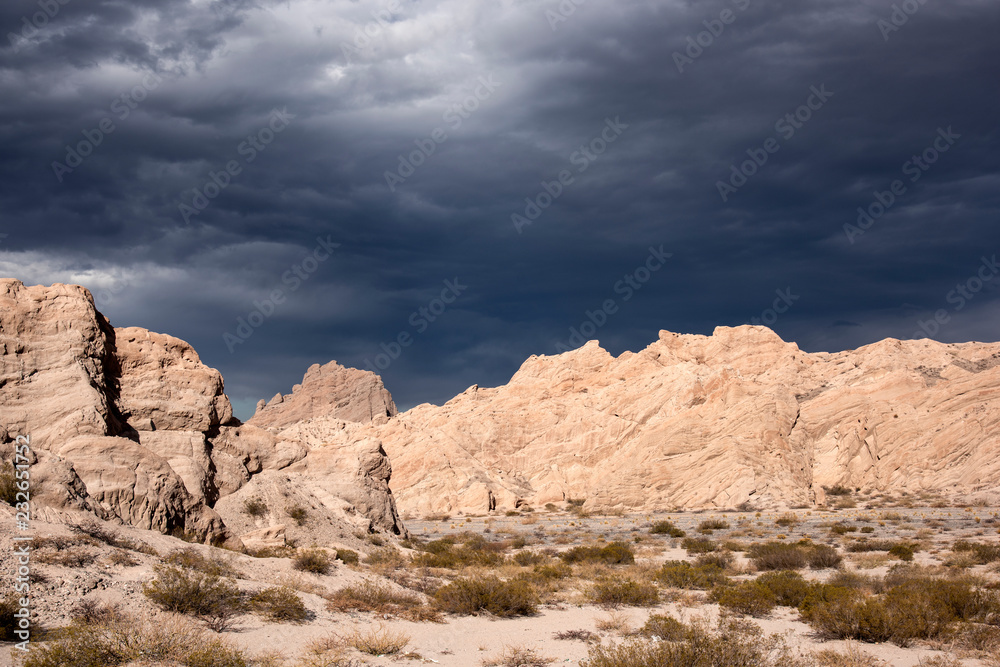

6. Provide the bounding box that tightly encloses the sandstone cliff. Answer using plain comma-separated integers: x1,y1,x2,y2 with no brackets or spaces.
0,279,404,543
313,327,1000,515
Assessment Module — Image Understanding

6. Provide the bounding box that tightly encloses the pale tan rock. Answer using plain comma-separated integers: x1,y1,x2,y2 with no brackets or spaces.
0,279,405,542
249,360,396,428
240,524,287,551
316,326,1000,515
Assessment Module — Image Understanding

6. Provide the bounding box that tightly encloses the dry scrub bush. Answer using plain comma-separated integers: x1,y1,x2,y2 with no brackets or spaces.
248,587,309,622
294,548,333,574
589,578,659,607
639,614,686,641
581,617,799,667
143,565,245,632
482,646,555,666
326,579,440,622
756,570,811,607
650,520,685,537
952,540,1000,564
812,643,888,667
20,614,251,667
340,623,410,655
657,561,729,590
681,537,716,554
1,595,22,642
434,576,539,616
708,580,776,617
698,519,730,532
560,541,635,565
166,548,241,578
748,541,808,570
806,577,1000,646
336,548,359,564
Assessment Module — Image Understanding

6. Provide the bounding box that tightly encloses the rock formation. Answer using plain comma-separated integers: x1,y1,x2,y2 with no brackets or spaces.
313,327,1000,515
0,279,405,543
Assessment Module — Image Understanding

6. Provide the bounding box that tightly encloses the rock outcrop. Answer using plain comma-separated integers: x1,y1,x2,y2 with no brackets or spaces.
313,327,1000,515
0,279,405,543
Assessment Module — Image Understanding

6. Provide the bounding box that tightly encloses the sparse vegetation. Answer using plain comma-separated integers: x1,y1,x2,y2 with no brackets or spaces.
326,579,439,622
336,548,359,565
286,504,309,526
560,541,635,565
434,576,539,616
649,520,685,537
341,623,410,655
293,548,333,575
681,537,717,554
747,541,808,570
657,560,730,590
19,615,251,667
248,586,309,622
482,646,555,667
698,518,730,533
709,580,777,617
143,565,245,632
639,614,687,641
243,497,268,517
1,595,21,642
589,578,659,607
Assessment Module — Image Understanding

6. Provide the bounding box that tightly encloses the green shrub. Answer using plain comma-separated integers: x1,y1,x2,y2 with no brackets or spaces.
242,498,267,517
588,578,659,607
293,548,332,574
657,560,729,590
756,570,810,607
748,542,807,570
639,614,686,641
434,576,538,616
709,581,776,617
649,520,685,537
560,542,634,565
143,566,245,632
681,537,716,554
248,587,308,622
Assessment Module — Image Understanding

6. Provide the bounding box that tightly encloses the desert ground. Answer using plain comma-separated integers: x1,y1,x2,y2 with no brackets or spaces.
3,491,1000,667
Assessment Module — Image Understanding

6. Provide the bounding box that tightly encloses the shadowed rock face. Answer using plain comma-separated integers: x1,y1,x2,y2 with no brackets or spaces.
308,327,1000,516
0,279,405,542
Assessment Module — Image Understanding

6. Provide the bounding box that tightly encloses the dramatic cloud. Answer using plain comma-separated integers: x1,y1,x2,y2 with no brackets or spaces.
2,0,998,417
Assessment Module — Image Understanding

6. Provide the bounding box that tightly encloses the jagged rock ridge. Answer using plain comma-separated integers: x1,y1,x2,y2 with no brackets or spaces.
315,327,1000,515
0,279,404,543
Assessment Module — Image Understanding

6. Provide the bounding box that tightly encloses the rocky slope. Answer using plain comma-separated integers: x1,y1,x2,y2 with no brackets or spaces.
316,327,1000,515
0,279,404,544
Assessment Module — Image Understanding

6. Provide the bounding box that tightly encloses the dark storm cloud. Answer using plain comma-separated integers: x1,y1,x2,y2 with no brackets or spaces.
2,0,998,417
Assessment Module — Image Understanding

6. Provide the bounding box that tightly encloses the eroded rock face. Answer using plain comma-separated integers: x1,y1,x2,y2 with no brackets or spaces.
0,279,405,542
316,327,1000,515
249,360,396,428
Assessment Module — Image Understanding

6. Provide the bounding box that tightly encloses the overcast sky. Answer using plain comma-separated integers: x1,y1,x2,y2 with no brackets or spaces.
2,0,998,419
